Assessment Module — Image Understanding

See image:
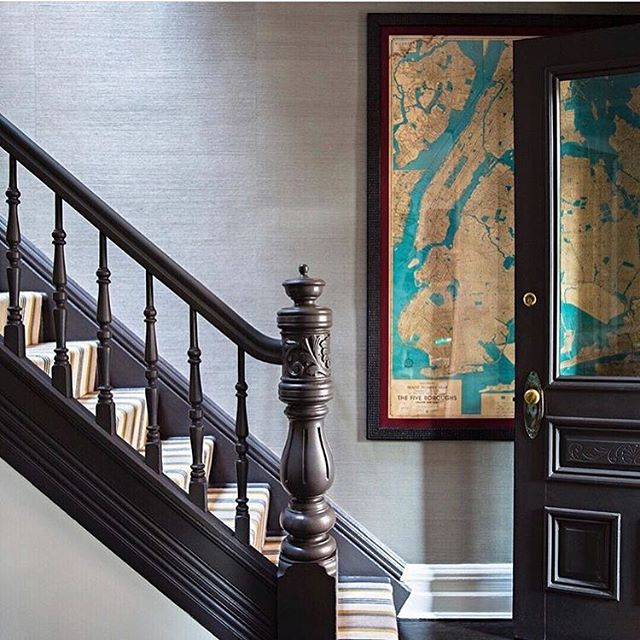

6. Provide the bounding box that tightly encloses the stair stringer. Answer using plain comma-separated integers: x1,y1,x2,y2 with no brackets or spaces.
0,341,277,640
0,223,411,611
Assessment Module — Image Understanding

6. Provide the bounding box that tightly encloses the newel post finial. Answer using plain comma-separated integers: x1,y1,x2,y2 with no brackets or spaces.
276,265,337,640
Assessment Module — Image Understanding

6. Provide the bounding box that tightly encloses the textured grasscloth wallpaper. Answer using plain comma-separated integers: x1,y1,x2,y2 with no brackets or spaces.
2,2,632,565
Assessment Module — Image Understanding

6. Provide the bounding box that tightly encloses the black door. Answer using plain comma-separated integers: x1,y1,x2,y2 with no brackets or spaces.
514,23,640,640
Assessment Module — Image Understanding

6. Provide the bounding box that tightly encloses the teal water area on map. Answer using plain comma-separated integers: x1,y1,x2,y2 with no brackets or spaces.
559,302,627,375
559,72,640,376
391,38,515,414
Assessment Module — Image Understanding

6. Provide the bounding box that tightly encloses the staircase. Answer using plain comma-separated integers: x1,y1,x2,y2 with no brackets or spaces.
0,112,408,640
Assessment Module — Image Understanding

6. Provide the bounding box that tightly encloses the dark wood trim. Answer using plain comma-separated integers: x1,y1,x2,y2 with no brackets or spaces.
0,222,411,611
0,338,277,640
366,12,640,441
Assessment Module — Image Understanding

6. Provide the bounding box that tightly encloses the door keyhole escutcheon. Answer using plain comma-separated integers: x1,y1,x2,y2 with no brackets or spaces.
523,371,544,440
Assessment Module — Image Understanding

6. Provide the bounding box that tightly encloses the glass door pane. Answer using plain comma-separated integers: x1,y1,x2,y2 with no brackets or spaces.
558,70,640,377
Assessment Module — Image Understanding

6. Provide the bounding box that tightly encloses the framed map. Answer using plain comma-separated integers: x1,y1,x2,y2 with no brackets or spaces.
367,15,569,440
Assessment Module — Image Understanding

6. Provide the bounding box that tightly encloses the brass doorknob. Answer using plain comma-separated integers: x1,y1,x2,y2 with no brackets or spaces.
524,388,541,405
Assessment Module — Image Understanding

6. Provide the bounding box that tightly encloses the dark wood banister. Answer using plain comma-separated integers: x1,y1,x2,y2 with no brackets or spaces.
0,112,282,364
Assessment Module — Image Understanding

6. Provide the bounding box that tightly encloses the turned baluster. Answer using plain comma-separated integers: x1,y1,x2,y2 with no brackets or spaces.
188,308,207,510
51,195,72,396
144,272,162,472
277,264,337,640
234,346,250,545
4,156,25,356
95,232,116,434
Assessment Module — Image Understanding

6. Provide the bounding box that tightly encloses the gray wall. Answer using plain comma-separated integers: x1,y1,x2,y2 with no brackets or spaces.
1,2,632,566
0,459,216,639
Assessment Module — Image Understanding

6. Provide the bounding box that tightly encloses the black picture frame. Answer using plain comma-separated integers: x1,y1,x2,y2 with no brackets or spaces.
366,12,636,441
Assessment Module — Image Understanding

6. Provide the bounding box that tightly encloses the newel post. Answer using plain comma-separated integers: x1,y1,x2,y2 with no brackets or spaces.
277,265,337,640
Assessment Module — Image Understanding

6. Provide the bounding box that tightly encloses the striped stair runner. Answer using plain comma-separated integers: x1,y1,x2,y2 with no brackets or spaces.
78,387,148,450
78,391,216,487
2,289,400,639
27,340,98,398
337,578,399,640
0,291,44,346
162,436,215,491
262,535,285,565
207,484,270,551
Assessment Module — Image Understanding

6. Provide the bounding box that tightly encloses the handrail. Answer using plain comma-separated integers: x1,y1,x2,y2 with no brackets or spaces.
0,112,282,364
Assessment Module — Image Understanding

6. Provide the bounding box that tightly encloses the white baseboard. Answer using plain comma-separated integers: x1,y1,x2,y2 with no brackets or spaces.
398,563,513,620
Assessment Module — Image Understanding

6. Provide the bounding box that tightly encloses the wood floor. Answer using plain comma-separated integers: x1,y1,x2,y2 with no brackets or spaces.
398,620,513,639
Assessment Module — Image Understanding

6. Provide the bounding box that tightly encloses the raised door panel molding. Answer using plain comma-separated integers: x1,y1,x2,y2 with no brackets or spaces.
546,507,620,601
548,418,640,485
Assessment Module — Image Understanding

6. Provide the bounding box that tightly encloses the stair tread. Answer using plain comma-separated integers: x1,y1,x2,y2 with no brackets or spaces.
337,579,398,639
78,387,148,450
0,291,44,346
207,484,270,551
162,436,215,491
27,339,97,398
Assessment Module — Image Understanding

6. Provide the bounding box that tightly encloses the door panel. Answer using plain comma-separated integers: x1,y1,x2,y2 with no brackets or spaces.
515,22,640,640
545,506,620,601
549,417,640,485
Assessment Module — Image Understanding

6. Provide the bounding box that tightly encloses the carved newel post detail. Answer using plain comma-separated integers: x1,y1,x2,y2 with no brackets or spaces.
277,265,337,640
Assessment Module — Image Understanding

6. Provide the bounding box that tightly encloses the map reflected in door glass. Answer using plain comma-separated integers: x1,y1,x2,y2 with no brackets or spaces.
558,71,640,377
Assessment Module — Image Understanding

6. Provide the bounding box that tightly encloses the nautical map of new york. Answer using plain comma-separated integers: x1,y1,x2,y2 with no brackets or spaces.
389,36,516,420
